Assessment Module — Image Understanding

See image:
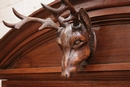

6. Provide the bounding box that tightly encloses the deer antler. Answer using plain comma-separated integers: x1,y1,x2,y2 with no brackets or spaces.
41,0,79,27
3,8,59,30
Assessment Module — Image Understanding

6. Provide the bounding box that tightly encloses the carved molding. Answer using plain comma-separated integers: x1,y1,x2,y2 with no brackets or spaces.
0,0,130,80
1,0,130,69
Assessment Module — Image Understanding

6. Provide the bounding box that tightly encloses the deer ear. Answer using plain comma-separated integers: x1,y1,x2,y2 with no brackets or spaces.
79,8,91,33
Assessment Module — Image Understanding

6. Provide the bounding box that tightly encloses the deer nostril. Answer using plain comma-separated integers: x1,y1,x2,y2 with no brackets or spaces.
61,72,70,79
65,74,67,79
61,73,67,79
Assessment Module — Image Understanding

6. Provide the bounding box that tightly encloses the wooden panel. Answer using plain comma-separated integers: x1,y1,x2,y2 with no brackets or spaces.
12,38,62,68
0,70,130,81
1,0,130,69
10,24,130,68
0,63,130,81
1,0,130,87
2,81,130,87
0,63,130,75
89,24,130,64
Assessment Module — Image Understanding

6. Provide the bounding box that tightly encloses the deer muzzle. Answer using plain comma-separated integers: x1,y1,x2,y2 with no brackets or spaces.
61,65,78,79
60,52,83,79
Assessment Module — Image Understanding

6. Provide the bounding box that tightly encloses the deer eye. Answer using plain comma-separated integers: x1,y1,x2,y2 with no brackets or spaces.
73,39,86,49
74,40,82,45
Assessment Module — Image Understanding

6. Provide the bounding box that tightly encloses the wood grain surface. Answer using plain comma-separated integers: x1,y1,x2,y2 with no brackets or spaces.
1,0,130,87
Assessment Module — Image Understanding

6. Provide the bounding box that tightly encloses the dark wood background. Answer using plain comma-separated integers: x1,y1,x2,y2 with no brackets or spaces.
0,0,130,87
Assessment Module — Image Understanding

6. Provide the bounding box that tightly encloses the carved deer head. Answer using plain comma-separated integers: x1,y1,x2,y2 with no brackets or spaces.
3,0,96,79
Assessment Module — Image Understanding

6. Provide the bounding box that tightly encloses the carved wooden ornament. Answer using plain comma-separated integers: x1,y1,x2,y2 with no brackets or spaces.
3,0,96,79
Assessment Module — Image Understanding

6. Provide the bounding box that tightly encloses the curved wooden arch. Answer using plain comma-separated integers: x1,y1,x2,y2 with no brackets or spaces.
1,0,130,69
1,0,130,86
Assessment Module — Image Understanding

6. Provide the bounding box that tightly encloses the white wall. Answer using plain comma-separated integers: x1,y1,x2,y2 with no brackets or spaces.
0,0,54,87
0,0,54,39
